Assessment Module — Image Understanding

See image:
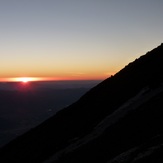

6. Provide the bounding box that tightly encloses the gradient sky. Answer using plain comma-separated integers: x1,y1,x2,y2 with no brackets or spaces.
0,0,163,81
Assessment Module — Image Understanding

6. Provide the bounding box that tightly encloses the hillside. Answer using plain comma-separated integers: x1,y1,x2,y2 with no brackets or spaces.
0,43,163,163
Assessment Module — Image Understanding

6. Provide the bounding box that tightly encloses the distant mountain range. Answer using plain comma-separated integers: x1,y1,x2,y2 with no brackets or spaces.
0,43,163,163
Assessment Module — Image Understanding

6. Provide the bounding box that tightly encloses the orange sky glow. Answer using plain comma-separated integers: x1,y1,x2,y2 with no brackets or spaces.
0,77,61,82
0,74,111,82
0,1,162,82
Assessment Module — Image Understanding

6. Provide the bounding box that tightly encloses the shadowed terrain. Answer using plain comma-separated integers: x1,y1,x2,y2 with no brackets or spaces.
0,80,99,148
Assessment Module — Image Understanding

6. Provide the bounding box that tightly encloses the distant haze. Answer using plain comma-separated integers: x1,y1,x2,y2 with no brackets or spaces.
0,80,101,147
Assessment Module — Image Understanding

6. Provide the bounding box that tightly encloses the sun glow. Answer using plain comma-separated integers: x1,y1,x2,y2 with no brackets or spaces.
0,77,61,82
11,77,41,83
21,78,30,83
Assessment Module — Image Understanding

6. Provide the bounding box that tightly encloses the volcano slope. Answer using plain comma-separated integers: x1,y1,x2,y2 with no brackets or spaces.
0,43,163,163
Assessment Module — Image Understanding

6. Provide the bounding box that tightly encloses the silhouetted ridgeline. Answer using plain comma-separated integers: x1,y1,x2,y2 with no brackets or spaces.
0,43,163,163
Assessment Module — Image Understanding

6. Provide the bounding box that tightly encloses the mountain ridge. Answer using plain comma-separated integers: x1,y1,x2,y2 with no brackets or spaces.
0,43,163,162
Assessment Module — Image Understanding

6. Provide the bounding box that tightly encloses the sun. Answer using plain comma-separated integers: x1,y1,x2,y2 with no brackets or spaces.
4,77,55,83
21,78,30,83
12,77,40,83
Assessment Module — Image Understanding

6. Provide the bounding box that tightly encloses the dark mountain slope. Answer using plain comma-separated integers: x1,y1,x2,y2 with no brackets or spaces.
52,85,163,163
0,43,163,163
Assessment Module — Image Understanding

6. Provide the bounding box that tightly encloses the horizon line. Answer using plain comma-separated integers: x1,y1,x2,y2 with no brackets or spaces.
0,77,104,83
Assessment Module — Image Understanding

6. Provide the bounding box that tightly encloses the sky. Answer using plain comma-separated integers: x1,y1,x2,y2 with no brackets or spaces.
0,0,163,81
